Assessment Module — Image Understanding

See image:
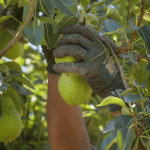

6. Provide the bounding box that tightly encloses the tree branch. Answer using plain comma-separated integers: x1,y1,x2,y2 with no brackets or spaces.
128,0,146,47
0,0,37,59
102,39,129,90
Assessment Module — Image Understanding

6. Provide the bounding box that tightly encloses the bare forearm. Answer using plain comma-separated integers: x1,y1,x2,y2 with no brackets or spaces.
46,73,91,150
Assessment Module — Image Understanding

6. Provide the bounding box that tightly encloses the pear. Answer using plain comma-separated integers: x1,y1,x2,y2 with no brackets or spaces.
55,56,78,76
55,56,77,64
0,95,22,142
58,73,92,105
4,87,23,117
55,56,92,105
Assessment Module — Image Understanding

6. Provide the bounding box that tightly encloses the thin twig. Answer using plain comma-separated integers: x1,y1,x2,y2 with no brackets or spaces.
130,109,140,137
127,0,131,27
0,0,37,59
103,41,129,90
128,0,146,47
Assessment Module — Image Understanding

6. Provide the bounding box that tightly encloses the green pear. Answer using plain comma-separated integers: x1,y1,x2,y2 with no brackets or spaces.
4,87,23,117
0,29,24,59
55,56,78,76
55,56,92,105
55,56,77,63
0,95,22,142
58,73,92,106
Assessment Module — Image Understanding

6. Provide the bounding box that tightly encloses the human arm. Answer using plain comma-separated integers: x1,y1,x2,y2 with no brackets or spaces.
46,73,91,150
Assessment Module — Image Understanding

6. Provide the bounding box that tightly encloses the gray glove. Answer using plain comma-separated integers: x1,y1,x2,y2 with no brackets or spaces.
52,25,124,98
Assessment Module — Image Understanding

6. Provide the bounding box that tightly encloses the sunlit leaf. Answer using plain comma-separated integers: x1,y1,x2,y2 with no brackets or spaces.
97,96,127,108
0,15,12,23
12,80,34,95
18,0,30,7
12,76,35,89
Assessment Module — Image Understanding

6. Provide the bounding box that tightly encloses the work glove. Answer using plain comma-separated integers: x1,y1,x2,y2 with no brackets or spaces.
42,45,61,75
52,25,125,98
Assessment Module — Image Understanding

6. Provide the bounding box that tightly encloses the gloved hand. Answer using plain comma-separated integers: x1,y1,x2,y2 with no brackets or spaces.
42,45,61,75
52,25,124,98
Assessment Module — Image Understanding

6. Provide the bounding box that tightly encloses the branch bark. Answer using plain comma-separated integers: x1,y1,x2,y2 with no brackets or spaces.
128,0,146,47
0,0,37,59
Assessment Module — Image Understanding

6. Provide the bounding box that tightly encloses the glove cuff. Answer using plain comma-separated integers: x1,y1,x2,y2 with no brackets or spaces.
42,45,61,75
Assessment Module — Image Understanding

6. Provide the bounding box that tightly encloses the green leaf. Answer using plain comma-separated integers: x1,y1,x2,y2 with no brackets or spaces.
50,0,78,17
103,117,116,133
105,0,114,6
79,0,90,7
146,62,150,71
128,51,137,64
97,96,127,108
117,128,135,150
0,0,5,7
0,15,12,23
109,143,119,150
101,19,121,34
12,80,34,95
23,6,30,22
53,14,79,34
121,88,134,96
38,17,56,24
145,118,150,128
136,26,150,57
133,137,140,150
18,0,30,7
96,130,117,150
10,70,22,77
117,128,128,150
114,115,132,130
22,20,44,46
39,0,55,18
124,93,141,103
12,76,35,89
123,128,135,150
121,107,132,116
43,23,61,49
104,19,121,32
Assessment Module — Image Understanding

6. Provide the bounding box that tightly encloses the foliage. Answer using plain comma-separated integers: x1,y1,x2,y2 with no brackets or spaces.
0,0,150,149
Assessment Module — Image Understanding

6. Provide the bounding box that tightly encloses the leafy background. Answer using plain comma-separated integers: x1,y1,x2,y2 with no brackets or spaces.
0,0,150,149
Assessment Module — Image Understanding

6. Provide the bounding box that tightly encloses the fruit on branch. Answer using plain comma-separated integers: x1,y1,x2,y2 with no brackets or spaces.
55,56,77,64
0,29,24,59
55,56,78,76
58,73,92,105
0,95,22,142
55,56,92,105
